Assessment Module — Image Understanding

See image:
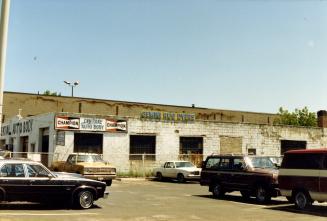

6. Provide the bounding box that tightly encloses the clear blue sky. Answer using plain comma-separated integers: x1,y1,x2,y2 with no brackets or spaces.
3,0,327,113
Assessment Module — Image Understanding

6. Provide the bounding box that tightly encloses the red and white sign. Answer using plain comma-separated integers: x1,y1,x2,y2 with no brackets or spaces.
106,119,127,132
55,116,127,132
55,117,80,130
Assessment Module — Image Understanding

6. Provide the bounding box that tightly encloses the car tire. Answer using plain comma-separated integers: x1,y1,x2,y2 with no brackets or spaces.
255,185,270,204
106,180,112,186
212,183,225,198
241,190,251,199
177,173,185,183
294,191,312,210
156,172,163,181
75,190,94,209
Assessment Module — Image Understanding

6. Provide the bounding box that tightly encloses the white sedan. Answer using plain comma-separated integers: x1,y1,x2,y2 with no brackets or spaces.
153,161,201,182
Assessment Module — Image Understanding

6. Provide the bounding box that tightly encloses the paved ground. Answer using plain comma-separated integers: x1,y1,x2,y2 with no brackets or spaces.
0,179,327,221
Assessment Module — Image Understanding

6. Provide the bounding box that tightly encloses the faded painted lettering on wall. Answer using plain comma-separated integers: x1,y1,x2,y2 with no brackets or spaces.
141,111,195,122
1,119,33,136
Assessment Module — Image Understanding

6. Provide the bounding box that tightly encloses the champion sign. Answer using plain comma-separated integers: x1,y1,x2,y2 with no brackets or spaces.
106,120,127,132
55,117,80,130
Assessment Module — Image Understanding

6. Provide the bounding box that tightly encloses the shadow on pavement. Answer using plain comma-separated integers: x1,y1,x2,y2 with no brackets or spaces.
0,202,101,210
193,194,289,206
265,204,327,217
195,194,327,217
149,178,200,184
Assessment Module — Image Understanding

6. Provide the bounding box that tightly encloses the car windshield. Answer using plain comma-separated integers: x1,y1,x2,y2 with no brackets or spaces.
175,162,195,168
248,157,276,169
269,157,283,165
76,155,103,162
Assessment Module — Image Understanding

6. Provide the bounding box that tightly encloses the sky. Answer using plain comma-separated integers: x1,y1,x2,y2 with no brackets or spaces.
2,0,327,114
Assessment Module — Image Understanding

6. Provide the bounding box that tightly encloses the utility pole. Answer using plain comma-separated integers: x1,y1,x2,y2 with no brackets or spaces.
0,0,11,128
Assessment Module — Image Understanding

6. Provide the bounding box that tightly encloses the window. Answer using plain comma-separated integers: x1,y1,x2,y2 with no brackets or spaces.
175,162,194,168
282,153,323,169
205,158,220,169
281,140,306,155
248,148,256,155
74,133,103,154
324,155,327,169
232,158,245,170
180,137,203,154
26,164,49,177
165,162,174,168
219,158,231,170
130,135,156,160
0,164,25,177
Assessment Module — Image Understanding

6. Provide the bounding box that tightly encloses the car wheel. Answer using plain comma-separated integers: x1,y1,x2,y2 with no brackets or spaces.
76,190,94,209
241,190,251,199
106,180,112,186
212,183,225,198
255,185,270,203
156,172,163,181
294,191,312,210
177,174,185,183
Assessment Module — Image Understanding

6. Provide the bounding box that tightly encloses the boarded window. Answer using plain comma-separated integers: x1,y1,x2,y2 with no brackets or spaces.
220,136,242,154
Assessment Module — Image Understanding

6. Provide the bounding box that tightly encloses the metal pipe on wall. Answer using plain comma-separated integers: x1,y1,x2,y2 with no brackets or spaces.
0,0,11,127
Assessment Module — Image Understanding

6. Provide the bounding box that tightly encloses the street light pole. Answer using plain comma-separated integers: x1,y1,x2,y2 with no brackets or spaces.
64,80,79,97
0,0,10,127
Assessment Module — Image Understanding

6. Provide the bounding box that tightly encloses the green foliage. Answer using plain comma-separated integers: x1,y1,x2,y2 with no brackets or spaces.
43,90,61,96
274,107,317,127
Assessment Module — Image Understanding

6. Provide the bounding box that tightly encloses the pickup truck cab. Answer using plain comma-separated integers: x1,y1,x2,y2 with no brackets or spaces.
153,161,201,182
51,153,116,186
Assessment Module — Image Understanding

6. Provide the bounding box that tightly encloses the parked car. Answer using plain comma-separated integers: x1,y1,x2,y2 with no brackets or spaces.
0,158,108,209
0,150,11,159
50,153,116,186
153,161,201,182
279,149,327,209
200,155,279,203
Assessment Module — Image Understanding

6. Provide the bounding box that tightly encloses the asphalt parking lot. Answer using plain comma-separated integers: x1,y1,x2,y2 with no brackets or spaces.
0,179,327,221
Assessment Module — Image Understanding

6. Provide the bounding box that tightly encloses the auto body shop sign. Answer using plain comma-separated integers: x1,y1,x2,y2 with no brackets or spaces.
55,116,127,132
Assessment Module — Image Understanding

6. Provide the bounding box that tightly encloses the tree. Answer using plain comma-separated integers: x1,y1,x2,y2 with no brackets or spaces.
273,107,317,127
43,90,61,96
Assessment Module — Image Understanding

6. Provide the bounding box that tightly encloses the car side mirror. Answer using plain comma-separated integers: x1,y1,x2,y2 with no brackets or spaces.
201,161,205,168
48,173,55,179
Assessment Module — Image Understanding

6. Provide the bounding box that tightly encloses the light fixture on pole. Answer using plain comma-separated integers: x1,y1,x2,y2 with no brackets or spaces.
64,80,79,97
